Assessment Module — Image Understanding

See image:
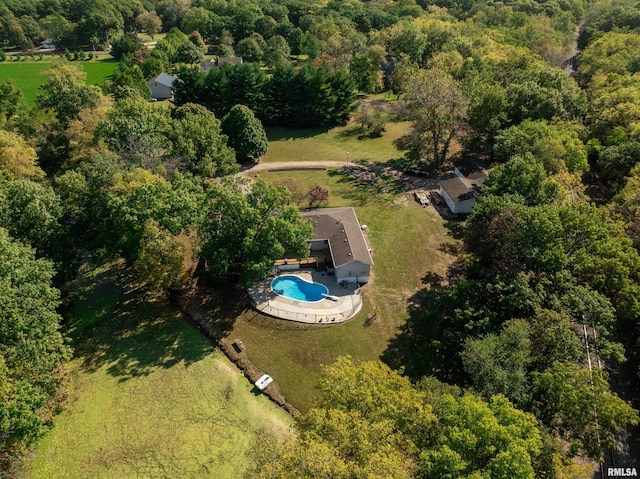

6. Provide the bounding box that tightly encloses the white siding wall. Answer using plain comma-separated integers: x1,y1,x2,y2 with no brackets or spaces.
336,262,370,283
452,198,476,214
440,186,477,214
149,83,172,99
440,186,456,212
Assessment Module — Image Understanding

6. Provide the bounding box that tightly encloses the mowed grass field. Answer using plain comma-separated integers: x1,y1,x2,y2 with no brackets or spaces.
264,119,412,164
26,262,292,478
0,58,118,104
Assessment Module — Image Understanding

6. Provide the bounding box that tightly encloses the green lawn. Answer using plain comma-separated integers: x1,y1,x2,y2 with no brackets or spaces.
264,120,412,164
26,262,292,478
0,59,118,105
218,133,457,411
79,59,119,86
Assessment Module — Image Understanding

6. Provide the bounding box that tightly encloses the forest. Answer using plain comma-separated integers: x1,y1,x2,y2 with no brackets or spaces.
2,0,640,477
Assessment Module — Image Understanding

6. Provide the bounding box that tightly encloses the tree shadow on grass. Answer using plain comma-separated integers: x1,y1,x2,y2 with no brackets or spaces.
380,272,466,385
443,219,467,241
266,126,332,141
183,280,252,342
336,125,364,139
336,125,385,141
327,164,408,206
68,262,212,382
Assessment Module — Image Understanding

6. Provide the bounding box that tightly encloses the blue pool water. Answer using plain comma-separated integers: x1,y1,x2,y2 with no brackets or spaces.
271,275,329,302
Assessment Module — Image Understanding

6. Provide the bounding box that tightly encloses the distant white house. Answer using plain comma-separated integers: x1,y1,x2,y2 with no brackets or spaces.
439,161,488,214
147,72,176,100
300,207,374,284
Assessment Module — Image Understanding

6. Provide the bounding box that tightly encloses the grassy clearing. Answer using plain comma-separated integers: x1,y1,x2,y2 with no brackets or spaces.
79,59,118,86
223,162,457,411
264,119,411,164
0,59,117,104
137,33,166,43
27,262,292,478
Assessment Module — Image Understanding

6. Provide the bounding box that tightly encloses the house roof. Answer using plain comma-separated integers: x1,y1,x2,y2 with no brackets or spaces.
301,207,373,268
439,177,481,205
201,60,217,68
148,72,176,88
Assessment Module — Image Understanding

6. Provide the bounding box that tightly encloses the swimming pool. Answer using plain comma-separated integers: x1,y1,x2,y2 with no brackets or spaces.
271,275,329,302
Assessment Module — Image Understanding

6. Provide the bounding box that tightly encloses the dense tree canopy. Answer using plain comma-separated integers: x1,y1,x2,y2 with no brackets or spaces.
495,119,588,173
199,178,313,283
4,0,640,474
36,64,101,126
0,229,71,469
255,357,547,479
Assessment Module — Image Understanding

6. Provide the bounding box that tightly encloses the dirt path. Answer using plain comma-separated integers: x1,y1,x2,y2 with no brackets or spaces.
239,160,347,175
562,21,584,76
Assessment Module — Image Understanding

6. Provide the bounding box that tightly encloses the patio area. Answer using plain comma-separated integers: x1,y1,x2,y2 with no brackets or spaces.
247,271,363,324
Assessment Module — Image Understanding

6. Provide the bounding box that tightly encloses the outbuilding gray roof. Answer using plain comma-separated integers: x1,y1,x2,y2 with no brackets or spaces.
301,207,373,268
439,177,481,205
148,72,176,88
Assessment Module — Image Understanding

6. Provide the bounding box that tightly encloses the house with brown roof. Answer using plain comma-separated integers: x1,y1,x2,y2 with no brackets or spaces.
300,207,373,284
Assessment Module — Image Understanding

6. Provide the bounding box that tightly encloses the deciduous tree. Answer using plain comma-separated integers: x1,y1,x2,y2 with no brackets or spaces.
0,229,71,468
133,219,195,290
532,362,639,459
482,154,559,205
495,119,588,174
36,64,101,126
199,178,313,283
418,394,542,479
1,179,63,258
171,103,237,176
0,130,44,179
404,68,468,165
136,11,162,39
305,185,329,207
175,41,204,64
462,319,532,404
221,104,268,163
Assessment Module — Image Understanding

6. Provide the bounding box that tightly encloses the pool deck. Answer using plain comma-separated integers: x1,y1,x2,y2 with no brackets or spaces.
248,271,363,324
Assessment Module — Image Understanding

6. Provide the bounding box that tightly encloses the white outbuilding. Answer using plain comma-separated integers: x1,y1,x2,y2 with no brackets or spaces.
147,72,176,100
